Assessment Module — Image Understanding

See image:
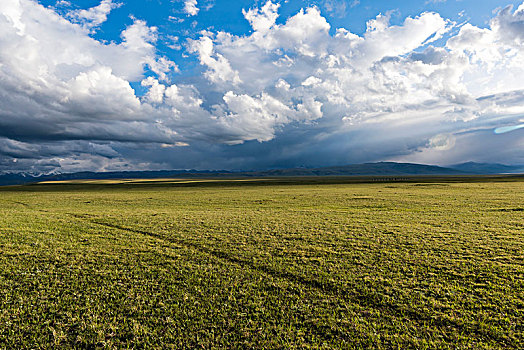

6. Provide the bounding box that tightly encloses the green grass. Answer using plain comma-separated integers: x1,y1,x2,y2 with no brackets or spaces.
0,177,523,348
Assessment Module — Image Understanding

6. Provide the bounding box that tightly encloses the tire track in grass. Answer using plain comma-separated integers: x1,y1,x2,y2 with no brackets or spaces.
9,200,508,345
66,213,361,344
64,213,497,345
68,214,343,292
6,200,31,208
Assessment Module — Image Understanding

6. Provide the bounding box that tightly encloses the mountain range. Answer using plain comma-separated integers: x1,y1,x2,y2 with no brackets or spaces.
1,162,523,186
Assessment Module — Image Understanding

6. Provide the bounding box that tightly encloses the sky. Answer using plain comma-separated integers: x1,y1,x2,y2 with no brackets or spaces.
0,0,523,173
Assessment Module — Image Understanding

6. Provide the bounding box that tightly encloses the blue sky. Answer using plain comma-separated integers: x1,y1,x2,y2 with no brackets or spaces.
0,0,523,173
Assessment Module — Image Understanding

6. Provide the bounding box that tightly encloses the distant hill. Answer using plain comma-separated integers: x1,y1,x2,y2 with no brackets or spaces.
245,162,467,177
449,162,524,174
0,173,40,186
1,161,522,186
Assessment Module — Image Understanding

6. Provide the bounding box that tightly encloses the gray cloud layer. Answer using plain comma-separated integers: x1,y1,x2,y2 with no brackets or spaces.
0,0,523,173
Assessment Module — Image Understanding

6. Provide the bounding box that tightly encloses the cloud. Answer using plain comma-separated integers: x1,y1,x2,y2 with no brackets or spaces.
0,0,523,173
188,36,242,86
0,1,179,145
183,0,199,17
55,1,71,7
446,4,524,97
68,0,121,32
323,0,359,18
491,3,524,44
180,1,522,166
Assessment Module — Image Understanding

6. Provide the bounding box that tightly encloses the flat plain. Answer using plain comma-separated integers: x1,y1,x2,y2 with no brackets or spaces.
0,176,523,348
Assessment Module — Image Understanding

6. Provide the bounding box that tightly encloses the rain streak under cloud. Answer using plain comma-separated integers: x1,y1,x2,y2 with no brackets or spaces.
0,0,523,174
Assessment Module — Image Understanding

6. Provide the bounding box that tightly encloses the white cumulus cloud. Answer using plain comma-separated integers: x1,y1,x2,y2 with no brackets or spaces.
183,0,199,17
68,0,121,32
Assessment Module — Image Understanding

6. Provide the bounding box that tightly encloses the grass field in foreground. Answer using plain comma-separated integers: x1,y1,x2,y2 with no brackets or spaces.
0,177,523,348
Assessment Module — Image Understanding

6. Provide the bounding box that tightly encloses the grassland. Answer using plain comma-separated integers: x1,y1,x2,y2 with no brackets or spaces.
0,177,523,348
